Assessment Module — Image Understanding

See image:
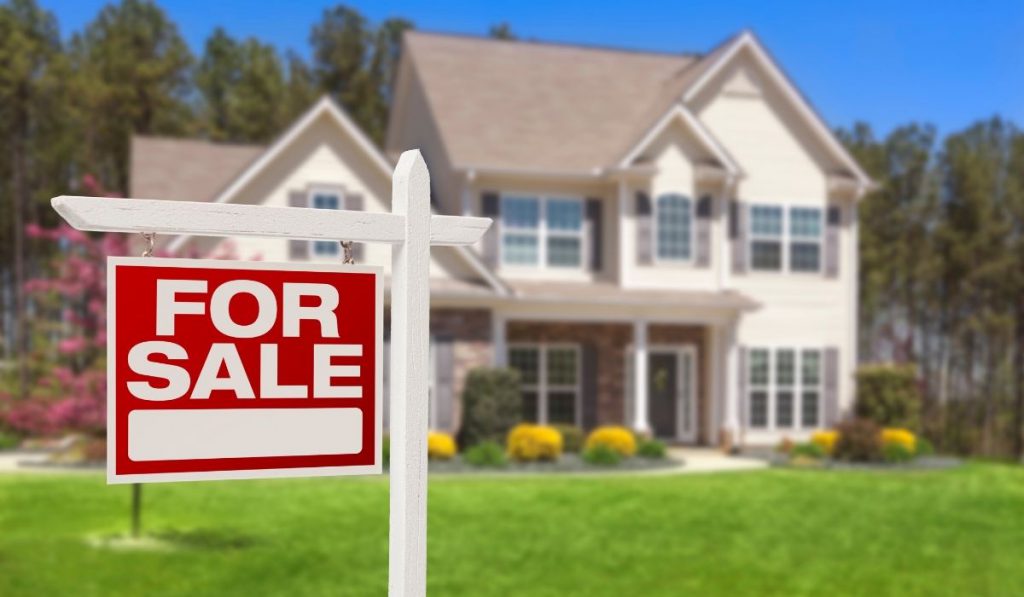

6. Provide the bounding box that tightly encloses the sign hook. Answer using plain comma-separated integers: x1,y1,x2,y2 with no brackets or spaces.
140,232,155,257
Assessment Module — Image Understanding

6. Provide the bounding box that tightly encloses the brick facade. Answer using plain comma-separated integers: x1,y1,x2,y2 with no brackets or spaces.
431,308,492,428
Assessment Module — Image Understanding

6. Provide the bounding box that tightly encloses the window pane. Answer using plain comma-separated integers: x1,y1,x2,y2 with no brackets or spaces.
313,194,339,210
313,240,339,255
547,199,582,231
547,348,578,385
548,391,577,424
776,349,795,386
750,391,769,428
790,208,822,238
751,240,782,270
749,349,769,385
802,350,821,385
751,205,783,236
509,347,540,385
790,242,820,272
502,234,539,265
502,197,540,229
801,391,820,427
776,391,794,428
547,237,581,267
656,194,692,260
521,391,539,422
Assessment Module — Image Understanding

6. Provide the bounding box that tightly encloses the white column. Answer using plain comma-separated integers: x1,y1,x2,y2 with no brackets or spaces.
632,320,651,435
492,313,507,367
723,318,740,438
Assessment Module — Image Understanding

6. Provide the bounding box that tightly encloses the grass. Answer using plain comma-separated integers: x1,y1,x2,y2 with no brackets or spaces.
1,464,1022,596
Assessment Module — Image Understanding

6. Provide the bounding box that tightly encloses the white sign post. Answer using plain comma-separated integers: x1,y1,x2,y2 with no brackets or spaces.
52,150,490,597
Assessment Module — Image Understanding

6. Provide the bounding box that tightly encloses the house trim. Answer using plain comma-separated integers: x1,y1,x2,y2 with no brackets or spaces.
619,104,743,178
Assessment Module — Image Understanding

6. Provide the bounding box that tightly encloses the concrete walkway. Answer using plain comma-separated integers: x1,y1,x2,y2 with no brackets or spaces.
663,447,768,474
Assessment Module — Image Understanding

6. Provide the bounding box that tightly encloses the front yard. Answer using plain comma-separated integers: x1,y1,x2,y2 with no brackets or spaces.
1,464,1022,596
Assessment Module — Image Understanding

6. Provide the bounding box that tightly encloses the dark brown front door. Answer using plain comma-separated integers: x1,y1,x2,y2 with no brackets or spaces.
649,353,677,438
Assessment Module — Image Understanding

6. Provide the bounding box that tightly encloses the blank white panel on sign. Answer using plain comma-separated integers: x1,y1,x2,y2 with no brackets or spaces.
128,408,363,461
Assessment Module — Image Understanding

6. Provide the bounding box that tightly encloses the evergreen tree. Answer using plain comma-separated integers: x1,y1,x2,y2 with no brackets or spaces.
70,0,194,193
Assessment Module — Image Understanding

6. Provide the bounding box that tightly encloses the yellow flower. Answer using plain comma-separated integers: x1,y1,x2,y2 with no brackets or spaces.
585,426,637,458
811,430,839,455
427,431,457,460
880,428,916,452
507,424,563,461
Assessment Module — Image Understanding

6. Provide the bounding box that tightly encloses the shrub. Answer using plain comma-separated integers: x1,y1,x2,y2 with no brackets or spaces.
458,368,522,448
883,442,914,463
854,364,921,429
382,435,390,467
791,442,826,459
916,436,934,456
0,429,21,451
585,426,637,458
833,418,883,462
880,427,916,453
427,431,457,460
507,424,563,462
463,441,507,468
637,438,667,459
552,424,585,453
776,437,795,454
811,430,839,455
583,444,621,466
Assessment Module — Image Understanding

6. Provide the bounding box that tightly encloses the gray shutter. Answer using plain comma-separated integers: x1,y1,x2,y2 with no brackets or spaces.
581,343,598,429
738,347,748,430
823,347,840,425
434,337,455,431
636,191,653,265
481,192,500,267
585,198,603,272
695,195,713,267
288,191,309,260
347,194,365,262
730,200,747,274
825,204,841,278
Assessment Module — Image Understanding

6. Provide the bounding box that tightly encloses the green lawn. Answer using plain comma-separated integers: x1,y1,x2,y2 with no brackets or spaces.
1,464,1022,596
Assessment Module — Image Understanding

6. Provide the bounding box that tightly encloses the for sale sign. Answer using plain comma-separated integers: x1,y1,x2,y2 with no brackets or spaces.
107,257,383,483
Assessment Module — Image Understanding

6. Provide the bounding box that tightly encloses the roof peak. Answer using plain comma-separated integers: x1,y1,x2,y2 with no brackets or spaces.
405,29,702,60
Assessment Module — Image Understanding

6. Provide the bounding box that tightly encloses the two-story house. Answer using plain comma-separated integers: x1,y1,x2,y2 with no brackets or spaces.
132,30,871,448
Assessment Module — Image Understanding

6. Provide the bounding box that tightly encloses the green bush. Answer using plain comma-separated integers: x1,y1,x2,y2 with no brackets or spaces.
790,442,825,459
637,439,667,459
883,442,915,463
382,435,390,468
463,441,507,468
583,444,621,466
833,418,883,462
0,430,20,451
855,364,921,429
552,425,584,453
916,436,934,457
457,368,522,448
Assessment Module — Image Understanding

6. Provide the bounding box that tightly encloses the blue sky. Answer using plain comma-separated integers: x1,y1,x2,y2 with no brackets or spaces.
45,0,1024,138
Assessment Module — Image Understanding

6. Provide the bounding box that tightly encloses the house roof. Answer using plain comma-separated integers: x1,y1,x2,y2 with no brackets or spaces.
130,136,264,200
401,31,704,174
506,280,759,311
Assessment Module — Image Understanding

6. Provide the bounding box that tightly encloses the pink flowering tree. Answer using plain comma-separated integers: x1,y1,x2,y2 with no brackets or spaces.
1,176,127,437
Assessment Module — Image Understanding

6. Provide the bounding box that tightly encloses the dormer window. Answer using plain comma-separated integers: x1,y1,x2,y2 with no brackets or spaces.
500,195,583,268
310,189,342,256
654,193,693,262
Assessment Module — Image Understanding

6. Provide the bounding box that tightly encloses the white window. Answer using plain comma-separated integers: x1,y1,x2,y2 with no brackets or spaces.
749,205,823,273
655,193,693,262
508,343,580,425
310,190,342,256
747,347,822,430
501,195,583,268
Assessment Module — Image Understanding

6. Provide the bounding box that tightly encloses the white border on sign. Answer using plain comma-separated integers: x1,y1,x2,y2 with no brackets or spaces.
106,256,385,484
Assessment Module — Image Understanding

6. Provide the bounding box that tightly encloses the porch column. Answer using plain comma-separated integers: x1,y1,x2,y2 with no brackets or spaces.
723,318,740,441
617,179,629,285
492,313,507,367
632,320,651,434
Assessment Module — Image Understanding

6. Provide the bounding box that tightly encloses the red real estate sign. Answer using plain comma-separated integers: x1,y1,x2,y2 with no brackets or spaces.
107,257,383,483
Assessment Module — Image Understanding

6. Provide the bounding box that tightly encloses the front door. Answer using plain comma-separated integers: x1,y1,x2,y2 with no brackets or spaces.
649,353,678,438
